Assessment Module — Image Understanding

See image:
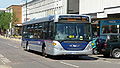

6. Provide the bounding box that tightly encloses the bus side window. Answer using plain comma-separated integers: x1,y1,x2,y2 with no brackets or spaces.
22,25,28,38
43,22,49,39
25,25,33,39
49,22,54,39
37,23,43,39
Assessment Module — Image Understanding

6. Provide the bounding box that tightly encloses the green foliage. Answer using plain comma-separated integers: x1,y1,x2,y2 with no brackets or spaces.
0,12,11,30
0,12,18,30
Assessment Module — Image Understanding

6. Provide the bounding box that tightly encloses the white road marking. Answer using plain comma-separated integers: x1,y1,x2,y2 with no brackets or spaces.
1,58,11,63
0,59,6,64
60,61,79,68
0,54,4,58
0,54,11,64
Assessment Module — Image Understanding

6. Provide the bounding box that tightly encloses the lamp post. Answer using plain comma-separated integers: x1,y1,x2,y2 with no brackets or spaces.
26,0,27,22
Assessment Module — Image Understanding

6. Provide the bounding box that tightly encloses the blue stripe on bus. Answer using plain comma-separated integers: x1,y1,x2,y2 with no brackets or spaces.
22,38,43,41
61,41,88,51
23,38,43,46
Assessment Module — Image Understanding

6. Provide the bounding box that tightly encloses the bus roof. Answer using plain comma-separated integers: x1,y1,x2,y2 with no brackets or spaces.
23,14,90,25
23,15,55,25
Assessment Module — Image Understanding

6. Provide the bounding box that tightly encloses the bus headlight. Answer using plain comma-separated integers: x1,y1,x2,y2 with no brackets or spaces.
52,43,57,46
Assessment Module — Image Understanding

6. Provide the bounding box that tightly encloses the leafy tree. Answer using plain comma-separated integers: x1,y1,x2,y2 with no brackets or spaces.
0,12,18,34
11,12,19,27
0,12,11,30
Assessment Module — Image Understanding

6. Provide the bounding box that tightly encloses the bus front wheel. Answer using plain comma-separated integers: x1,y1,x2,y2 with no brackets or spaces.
26,45,30,51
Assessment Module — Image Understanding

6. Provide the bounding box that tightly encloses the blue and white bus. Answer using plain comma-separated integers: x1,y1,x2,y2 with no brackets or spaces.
21,14,94,56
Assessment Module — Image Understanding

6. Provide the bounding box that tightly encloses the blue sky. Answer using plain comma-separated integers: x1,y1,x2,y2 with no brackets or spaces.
0,0,32,8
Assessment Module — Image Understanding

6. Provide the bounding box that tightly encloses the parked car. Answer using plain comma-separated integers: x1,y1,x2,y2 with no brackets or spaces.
96,35,120,58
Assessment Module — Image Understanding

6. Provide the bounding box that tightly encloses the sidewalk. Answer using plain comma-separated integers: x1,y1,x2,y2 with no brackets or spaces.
0,35,21,41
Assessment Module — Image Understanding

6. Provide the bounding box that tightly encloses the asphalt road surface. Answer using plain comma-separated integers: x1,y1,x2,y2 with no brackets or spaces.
0,37,120,68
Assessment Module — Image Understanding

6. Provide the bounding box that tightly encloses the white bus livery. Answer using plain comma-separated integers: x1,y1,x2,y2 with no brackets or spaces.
21,14,94,56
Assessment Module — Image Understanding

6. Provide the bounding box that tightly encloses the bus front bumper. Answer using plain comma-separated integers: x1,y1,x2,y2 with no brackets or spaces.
52,48,93,55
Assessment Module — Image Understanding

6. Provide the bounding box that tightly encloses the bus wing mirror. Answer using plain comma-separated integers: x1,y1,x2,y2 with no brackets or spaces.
107,35,110,40
106,35,110,42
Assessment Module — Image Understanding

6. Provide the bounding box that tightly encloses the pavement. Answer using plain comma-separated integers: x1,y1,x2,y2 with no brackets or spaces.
0,35,21,42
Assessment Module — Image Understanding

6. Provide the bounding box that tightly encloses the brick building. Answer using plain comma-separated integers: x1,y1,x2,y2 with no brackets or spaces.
6,5,22,36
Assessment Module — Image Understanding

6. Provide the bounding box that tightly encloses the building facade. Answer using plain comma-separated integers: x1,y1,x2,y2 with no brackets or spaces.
80,0,120,18
6,5,22,36
22,0,79,22
0,8,6,12
22,0,120,21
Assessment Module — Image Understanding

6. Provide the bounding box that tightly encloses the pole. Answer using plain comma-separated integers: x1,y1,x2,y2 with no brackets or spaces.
26,0,27,22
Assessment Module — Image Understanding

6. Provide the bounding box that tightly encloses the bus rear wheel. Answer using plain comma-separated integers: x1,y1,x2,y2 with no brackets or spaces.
42,47,47,57
26,45,30,51
112,48,120,58
23,42,29,51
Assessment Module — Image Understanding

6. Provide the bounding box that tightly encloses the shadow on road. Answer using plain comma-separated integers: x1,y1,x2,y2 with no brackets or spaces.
49,55,98,61
96,55,114,59
27,50,98,61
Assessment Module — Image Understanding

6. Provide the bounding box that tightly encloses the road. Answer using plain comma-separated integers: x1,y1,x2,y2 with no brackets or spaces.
0,37,120,68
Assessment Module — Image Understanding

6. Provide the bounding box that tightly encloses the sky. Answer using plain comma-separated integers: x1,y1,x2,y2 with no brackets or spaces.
0,0,32,8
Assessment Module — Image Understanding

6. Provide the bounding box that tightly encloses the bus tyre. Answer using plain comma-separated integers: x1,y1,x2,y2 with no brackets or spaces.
112,48,120,58
42,47,47,57
21,42,26,51
26,45,30,51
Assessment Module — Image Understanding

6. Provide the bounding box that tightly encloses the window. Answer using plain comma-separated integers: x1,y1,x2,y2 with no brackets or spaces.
23,22,55,40
102,25,118,34
43,22,49,39
34,23,43,39
48,22,54,39
109,35,120,42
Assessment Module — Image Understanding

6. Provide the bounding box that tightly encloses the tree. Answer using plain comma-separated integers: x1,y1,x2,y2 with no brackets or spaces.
0,12,11,34
0,12,18,35
11,12,19,27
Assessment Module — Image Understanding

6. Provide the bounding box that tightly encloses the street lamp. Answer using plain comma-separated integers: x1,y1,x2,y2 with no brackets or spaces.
26,0,27,22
